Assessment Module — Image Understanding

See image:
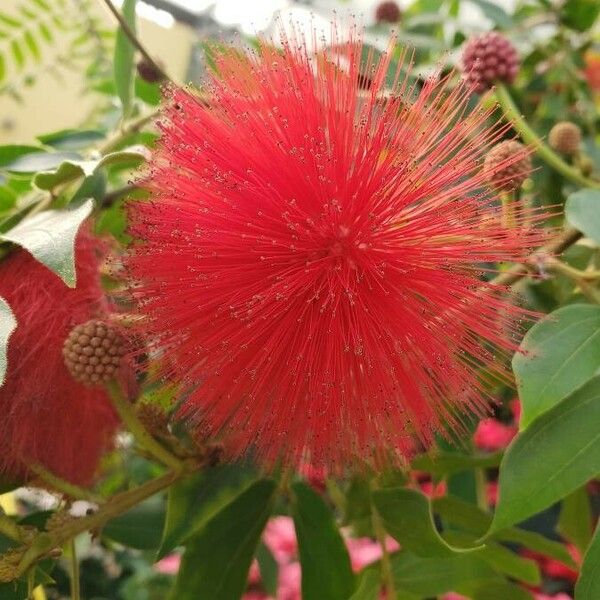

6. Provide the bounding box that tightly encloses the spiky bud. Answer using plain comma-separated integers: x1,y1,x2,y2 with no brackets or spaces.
136,403,169,436
63,320,126,386
375,1,402,23
462,32,519,93
548,121,581,156
483,140,531,190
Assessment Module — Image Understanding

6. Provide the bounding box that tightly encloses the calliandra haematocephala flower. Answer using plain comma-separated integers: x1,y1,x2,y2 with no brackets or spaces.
124,27,547,469
0,228,118,486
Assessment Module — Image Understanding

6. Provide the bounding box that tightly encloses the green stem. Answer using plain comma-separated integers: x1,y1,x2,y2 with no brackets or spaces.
29,463,105,504
16,470,181,578
0,512,24,543
69,539,81,600
99,0,170,83
371,493,396,599
27,569,34,599
107,381,184,473
474,469,488,512
547,259,600,304
494,84,600,190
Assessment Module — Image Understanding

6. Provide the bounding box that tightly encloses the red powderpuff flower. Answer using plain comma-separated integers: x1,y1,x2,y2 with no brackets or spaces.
125,29,547,469
0,229,118,485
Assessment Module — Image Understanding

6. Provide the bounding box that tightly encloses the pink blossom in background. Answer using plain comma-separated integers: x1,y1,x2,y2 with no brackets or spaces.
510,398,521,423
441,593,469,600
345,535,400,571
277,562,302,600
419,479,447,499
263,516,298,563
533,594,572,600
153,553,181,575
473,418,517,451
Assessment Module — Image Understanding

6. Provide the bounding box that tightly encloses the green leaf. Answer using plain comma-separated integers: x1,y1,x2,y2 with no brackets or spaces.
557,487,593,553
433,496,576,567
23,30,40,61
4,150,80,173
471,580,534,600
114,0,137,117
349,567,381,600
412,451,502,477
32,149,146,191
372,487,476,557
10,40,24,70
0,145,45,168
0,297,16,388
513,304,600,429
37,129,105,151
490,376,600,534
158,464,257,559
292,481,356,600
565,189,600,245
561,0,600,31
470,0,513,28
103,494,165,550
576,524,600,599
256,542,278,597
390,551,496,596
169,479,276,600
0,199,94,287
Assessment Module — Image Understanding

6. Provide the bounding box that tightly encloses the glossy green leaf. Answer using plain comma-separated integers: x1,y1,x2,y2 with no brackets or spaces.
0,199,94,287
158,464,256,558
565,189,600,244
103,495,165,550
490,376,600,534
169,479,276,600
292,481,356,600
513,304,600,429
575,524,600,599
0,145,47,168
558,487,593,553
0,297,16,388
114,0,137,116
373,487,475,557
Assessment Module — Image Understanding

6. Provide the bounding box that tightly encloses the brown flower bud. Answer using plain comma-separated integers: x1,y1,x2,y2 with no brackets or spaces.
0,548,23,582
63,319,126,386
136,58,164,84
136,403,169,436
548,121,581,156
483,140,531,190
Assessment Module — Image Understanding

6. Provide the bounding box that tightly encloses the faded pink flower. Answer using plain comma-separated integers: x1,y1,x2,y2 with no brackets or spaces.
154,553,181,575
264,516,298,563
473,418,517,451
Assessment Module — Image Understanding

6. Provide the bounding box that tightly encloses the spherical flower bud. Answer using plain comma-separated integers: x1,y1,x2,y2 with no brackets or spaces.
462,32,519,93
136,402,169,436
375,1,402,23
548,121,581,156
63,319,126,385
483,140,531,190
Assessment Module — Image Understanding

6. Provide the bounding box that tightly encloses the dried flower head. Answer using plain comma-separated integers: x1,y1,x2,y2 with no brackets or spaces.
125,29,547,469
0,230,118,485
483,140,532,190
462,32,519,93
548,121,581,156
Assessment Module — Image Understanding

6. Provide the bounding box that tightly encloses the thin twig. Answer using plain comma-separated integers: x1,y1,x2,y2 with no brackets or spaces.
29,463,105,505
99,0,170,83
490,227,583,287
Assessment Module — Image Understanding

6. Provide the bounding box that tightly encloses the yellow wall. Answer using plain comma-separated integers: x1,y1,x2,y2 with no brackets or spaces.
0,0,194,144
